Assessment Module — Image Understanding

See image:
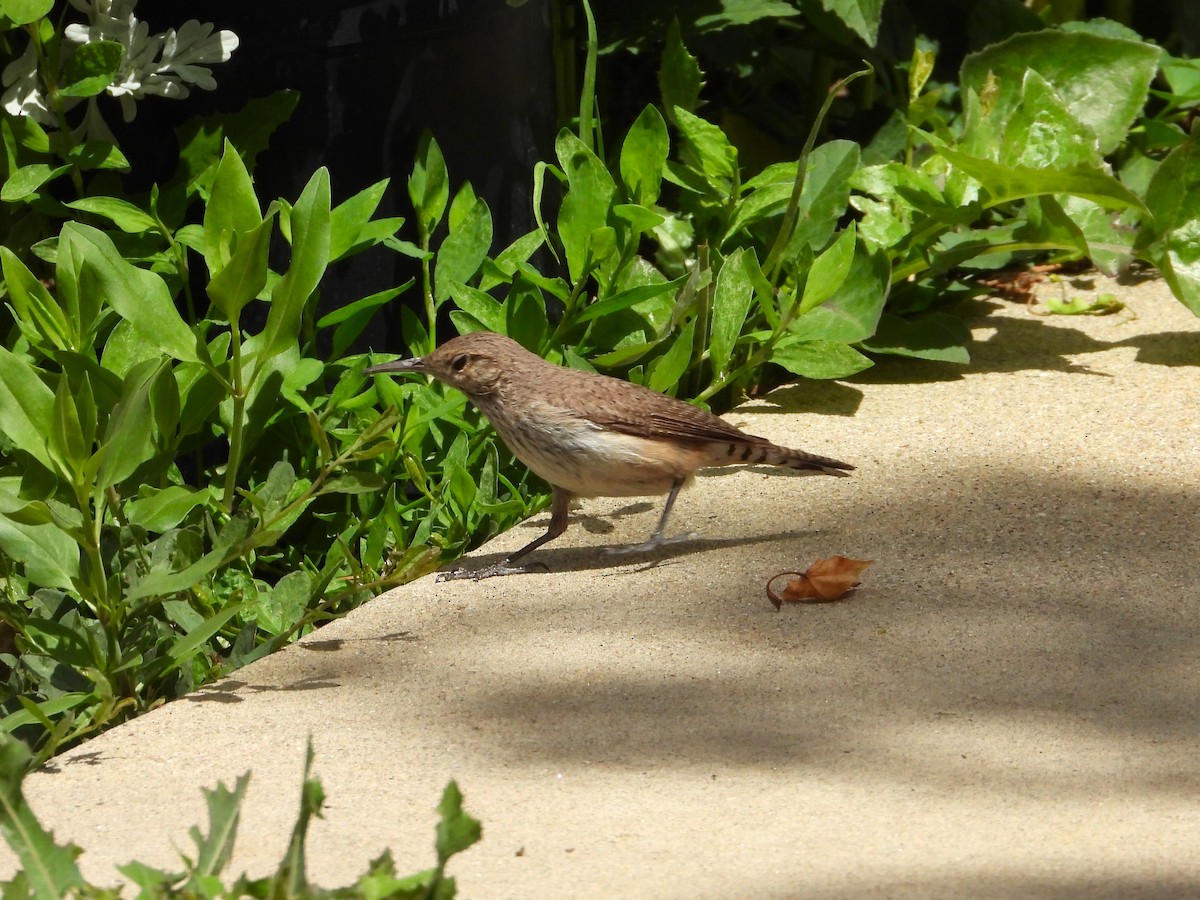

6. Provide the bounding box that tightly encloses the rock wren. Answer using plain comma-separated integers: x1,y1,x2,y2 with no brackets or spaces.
365,331,852,580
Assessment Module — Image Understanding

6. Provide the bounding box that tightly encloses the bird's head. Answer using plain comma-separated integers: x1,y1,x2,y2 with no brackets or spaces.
365,331,533,398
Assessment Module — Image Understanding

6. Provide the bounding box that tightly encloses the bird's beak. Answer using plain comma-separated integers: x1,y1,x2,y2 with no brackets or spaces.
364,356,429,376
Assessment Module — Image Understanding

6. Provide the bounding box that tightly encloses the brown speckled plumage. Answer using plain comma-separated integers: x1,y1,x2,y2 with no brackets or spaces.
366,331,852,579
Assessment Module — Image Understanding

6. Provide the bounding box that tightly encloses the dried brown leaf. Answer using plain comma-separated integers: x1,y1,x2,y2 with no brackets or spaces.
767,556,874,609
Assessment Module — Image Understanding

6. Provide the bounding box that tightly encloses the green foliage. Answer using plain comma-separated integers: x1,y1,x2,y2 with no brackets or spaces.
0,737,482,898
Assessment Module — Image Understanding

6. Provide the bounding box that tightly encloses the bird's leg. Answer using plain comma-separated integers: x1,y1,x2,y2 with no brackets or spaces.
438,487,573,581
604,477,698,556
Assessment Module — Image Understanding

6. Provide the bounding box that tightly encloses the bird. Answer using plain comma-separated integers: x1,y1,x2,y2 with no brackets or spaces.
365,331,853,580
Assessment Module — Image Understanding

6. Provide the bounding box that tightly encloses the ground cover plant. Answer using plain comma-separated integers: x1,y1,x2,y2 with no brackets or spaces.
0,0,1198,774
0,738,482,898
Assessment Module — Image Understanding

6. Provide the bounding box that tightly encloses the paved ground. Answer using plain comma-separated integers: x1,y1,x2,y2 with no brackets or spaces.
2,275,1198,898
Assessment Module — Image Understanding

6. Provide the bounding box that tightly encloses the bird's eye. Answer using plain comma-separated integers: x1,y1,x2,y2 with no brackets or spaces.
450,354,469,372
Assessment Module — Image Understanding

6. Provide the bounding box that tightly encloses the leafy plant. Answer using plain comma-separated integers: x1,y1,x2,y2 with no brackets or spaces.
0,737,482,898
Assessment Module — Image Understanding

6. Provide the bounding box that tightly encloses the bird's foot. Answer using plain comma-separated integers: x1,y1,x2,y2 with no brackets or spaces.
436,559,549,582
603,531,698,556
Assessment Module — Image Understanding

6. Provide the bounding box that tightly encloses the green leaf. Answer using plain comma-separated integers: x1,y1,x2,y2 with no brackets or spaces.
64,197,159,234
573,276,686,324
446,280,505,333
272,740,323,897
329,178,389,260
0,0,53,24
58,39,123,97
613,203,665,233
798,224,856,315
620,105,669,206
0,739,85,899
0,246,71,351
788,245,889,344
860,312,971,363
696,0,799,28
97,359,163,490
203,141,262,275
126,486,211,532
479,228,545,290
0,514,80,591
1,163,69,201
658,18,703,122
206,215,274,322
185,772,250,887
435,781,482,866
648,318,695,393
555,129,616,283
922,131,1147,213
673,107,737,184
961,29,1163,156
0,345,58,474
317,283,411,360
255,571,311,635
709,249,754,378
771,337,874,379
783,140,861,254
820,0,885,45
435,186,493,302
1135,136,1200,316
61,223,199,362
50,376,87,479
408,131,449,241
258,168,331,365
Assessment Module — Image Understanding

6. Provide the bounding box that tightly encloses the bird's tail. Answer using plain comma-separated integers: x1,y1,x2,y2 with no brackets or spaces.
738,441,854,476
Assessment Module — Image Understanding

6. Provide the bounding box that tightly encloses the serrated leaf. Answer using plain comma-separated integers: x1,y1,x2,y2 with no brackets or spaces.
658,19,702,122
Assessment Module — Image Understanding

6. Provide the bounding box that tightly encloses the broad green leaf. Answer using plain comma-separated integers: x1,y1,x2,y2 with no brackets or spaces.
998,70,1101,169
555,129,616,283
770,337,874,379
479,228,545,290
696,0,798,28
0,0,53,24
923,131,1147,213
66,141,128,171
0,345,58,474
820,0,885,45
435,781,482,865
709,249,754,378
206,215,274,322
316,283,411,360
658,19,702,122
648,318,695,393
61,223,199,362
58,39,123,97
97,359,163,490
860,312,971,363
1,163,69,201
445,280,505,333
0,513,80,591
203,141,262,274
504,283,549,351
408,131,449,241
50,376,87,478
1136,136,1200,315
620,105,669,206
329,178,389,260
673,107,737,185
64,196,159,234
0,739,86,899
256,571,311,635
961,30,1162,157
613,203,665,233
259,167,331,366
434,188,493,302
788,245,889,344
798,225,856,315
783,140,860,255
126,486,211,532
0,247,71,351
574,276,686,324
180,772,250,888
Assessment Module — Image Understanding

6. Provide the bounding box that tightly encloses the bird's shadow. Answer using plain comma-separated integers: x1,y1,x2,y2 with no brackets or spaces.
436,528,817,580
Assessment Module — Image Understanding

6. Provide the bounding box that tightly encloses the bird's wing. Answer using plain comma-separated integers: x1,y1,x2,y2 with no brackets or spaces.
558,373,770,445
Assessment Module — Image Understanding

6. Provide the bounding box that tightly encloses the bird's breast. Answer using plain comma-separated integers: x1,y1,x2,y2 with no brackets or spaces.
477,399,707,498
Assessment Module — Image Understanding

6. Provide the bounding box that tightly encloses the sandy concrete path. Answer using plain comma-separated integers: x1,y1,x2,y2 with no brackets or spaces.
2,276,1198,898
